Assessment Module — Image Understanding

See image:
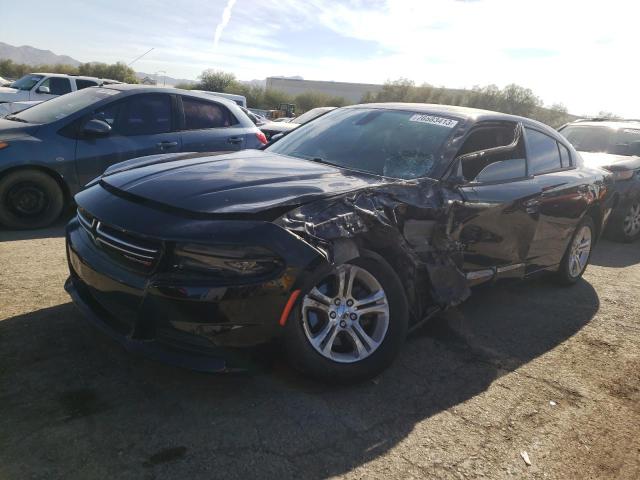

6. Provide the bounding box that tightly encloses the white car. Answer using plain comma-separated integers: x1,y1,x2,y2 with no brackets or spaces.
0,73,104,103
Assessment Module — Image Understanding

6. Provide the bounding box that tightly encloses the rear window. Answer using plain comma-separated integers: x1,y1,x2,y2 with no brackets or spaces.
182,97,237,130
526,128,562,174
76,79,99,90
267,108,458,179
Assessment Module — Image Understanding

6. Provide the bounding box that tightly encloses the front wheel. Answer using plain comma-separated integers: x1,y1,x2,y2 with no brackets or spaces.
556,216,595,285
0,170,65,229
283,252,409,383
610,201,640,243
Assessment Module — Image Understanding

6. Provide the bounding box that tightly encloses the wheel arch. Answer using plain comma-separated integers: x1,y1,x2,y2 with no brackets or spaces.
584,201,605,241
352,236,436,324
0,164,72,204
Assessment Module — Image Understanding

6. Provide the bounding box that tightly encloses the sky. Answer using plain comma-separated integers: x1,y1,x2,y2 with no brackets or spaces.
1,0,638,117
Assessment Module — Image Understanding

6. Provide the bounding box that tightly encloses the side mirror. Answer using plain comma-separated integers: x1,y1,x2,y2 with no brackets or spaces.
37,86,50,94
83,118,112,136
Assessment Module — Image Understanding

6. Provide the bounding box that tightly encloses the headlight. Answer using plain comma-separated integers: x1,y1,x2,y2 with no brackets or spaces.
172,243,283,277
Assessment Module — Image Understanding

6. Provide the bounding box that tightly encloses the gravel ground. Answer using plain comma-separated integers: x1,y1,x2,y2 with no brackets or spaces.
1,223,639,479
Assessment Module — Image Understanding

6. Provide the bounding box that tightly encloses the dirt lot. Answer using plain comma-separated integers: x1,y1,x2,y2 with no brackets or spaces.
1,223,639,480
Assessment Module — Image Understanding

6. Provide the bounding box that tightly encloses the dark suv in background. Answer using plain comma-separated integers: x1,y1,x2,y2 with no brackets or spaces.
0,85,267,229
559,119,640,241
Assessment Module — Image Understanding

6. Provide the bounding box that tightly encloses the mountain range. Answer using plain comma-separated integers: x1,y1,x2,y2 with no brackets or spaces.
0,42,195,85
0,41,81,67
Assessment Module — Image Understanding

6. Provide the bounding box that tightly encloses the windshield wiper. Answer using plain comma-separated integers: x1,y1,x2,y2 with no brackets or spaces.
4,115,29,123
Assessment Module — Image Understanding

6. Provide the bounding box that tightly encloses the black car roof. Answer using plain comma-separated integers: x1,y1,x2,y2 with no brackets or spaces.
565,120,640,130
346,102,548,127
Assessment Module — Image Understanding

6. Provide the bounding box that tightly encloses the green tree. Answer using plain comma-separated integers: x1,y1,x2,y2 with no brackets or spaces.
262,88,294,110
0,59,138,83
294,91,346,111
375,78,416,102
77,62,138,83
197,69,237,92
596,110,621,119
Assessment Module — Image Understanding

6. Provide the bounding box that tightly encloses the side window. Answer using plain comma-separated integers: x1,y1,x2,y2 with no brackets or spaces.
558,142,572,167
76,79,99,90
457,123,526,183
526,128,562,174
94,103,121,128
182,97,237,130
118,94,172,136
40,77,72,95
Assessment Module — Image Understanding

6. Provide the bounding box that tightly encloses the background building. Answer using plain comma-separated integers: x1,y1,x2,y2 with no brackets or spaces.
266,77,383,103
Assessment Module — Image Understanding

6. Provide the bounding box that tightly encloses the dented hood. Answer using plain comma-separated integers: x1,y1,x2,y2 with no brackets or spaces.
100,150,385,216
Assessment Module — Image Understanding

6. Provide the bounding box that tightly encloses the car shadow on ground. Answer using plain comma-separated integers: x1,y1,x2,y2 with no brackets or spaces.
0,275,599,479
590,238,640,268
0,217,68,242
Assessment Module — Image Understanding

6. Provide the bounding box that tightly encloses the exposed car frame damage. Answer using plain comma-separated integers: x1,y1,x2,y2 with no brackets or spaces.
64,103,614,381
278,180,471,323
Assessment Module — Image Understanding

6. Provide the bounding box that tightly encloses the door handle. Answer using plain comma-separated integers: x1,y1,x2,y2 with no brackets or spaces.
227,137,243,144
157,141,178,150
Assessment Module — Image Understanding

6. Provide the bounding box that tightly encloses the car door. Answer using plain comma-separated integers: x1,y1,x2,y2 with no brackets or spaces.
74,93,181,186
524,127,588,270
451,121,542,282
178,96,247,152
30,76,72,100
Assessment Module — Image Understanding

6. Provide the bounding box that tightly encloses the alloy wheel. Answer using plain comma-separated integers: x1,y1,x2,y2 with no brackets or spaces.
301,264,390,363
623,202,640,238
568,225,592,278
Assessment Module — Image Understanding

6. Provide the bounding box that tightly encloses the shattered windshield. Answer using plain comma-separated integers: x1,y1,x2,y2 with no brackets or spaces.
267,108,458,180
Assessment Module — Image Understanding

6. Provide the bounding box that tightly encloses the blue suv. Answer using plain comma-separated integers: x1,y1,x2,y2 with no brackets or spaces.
0,85,267,229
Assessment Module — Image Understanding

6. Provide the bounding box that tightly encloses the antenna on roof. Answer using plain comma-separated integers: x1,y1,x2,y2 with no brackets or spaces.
128,48,154,67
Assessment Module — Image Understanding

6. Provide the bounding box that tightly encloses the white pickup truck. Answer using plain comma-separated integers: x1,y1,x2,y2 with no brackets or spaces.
0,73,120,103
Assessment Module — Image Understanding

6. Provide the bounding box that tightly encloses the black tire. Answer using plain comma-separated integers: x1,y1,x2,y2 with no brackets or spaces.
605,200,640,243
0,170,65,229
283,250,409,384
556,216,595,285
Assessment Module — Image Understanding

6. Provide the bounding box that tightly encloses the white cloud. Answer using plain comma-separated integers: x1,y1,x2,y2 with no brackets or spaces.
8,0,634,116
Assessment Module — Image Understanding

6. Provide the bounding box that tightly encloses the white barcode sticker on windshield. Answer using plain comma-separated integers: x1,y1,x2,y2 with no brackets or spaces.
409,114,458,128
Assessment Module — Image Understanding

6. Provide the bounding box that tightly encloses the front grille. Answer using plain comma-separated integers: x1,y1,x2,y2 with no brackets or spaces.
77,208,162,270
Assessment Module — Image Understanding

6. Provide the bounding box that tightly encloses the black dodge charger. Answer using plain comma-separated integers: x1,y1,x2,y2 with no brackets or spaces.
65,104,614,382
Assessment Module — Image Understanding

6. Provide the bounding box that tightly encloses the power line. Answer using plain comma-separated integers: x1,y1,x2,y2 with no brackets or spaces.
128,48,154,67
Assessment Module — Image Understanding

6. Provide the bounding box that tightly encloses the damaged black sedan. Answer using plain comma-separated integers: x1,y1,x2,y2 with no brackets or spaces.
65,104,613,382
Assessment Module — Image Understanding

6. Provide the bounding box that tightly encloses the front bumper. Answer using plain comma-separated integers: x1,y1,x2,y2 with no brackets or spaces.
65,276,228,372
65,192,327,371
